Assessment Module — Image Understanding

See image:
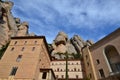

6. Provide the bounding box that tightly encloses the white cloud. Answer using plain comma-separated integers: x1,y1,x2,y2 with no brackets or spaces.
12,0,120,28
11,0,120,43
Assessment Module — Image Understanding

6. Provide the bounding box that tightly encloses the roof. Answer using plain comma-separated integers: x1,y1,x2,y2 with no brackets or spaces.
11,36,45,39
11,36,52,61
90,28,120,51
52,59,82,61
58,78,83,80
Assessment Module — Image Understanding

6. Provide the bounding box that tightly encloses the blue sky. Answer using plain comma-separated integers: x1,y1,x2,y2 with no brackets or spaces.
10,0,120,43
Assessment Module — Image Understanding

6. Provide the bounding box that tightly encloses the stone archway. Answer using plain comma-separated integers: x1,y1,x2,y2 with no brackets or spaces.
104,45,120,72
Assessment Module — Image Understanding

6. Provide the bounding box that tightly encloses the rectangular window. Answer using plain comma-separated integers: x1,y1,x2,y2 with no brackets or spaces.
21,47,24,51
86,55,88,59
16,55,22,62
10,67,18,76
42,72,47,79
89,73,92,78
76,62,78,65
61,75,64,78
76,75,78,78
34,41,37,44
32,47,35,51
99,69,105,78
56,75,58,78
96,59,100,64
74,68,76,71
14,41,17,45
87,62,89,66
57,68,59,71
24,41,27,44
11,47,14,51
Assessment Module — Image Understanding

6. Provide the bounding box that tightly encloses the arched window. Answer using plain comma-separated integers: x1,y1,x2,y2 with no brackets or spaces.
74,68,76,71
104,45,120,72
57,68,59,71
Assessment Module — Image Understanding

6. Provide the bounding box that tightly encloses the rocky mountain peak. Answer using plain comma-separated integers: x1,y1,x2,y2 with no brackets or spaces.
54,31,68,45
0,1,35,49
50,32,94,60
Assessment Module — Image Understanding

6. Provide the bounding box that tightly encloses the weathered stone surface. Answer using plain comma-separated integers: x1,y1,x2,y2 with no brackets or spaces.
51,32,82,59
71,35,85,53
51,32,94,59
0,1,31,49
16,22,28,36
52,44,67,53
15,18,20,24
66,41,77,54
86,40,94,46
3,1,18,36
54,31,68,45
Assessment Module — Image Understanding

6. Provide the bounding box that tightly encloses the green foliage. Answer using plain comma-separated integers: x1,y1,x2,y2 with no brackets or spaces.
0,42,9,59
71,53,82,60
56,52,64,59
55,52,83,60
47,44,54,54
84,77,91,80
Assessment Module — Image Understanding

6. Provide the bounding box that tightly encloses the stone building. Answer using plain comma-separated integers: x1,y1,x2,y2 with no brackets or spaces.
0,36,56,80
82,28,120,80
50,60,84,80
0,27,120,80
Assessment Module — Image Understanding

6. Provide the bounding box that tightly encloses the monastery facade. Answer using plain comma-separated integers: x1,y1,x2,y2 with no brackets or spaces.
0,28,120,80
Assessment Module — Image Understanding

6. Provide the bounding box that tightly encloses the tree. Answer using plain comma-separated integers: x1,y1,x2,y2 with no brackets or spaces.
0,42,9,59
71,53,82,60
65,51,68,80
56,52,64,59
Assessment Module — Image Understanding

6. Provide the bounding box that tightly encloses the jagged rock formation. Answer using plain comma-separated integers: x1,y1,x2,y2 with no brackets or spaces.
51,32,76,59
16,21,29,36
50,32,94,59
70,35,86,53
0,1,34,49
0,0,94,59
